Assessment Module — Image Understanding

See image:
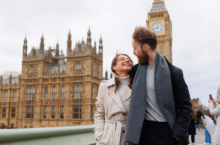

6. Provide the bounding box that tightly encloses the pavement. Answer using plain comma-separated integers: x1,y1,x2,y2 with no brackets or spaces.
188,128,213,145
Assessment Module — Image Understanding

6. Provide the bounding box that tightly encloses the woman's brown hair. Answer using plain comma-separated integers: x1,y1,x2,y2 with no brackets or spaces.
196,110,205,121
111,53,133,93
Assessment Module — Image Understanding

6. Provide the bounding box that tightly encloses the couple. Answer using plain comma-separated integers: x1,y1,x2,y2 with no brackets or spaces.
94,26,192,145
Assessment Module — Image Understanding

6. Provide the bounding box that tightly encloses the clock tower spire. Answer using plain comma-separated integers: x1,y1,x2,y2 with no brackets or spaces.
153,0,164,3
146,0,173,63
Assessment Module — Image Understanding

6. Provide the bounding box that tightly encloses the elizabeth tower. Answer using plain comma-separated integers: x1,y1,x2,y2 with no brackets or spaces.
147,0,173,63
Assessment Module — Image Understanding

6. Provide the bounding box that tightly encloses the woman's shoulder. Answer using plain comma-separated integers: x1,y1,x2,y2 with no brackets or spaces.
101,78,115,86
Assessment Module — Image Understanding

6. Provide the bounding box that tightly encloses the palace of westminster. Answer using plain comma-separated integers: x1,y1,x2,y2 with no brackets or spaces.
0,0,173,128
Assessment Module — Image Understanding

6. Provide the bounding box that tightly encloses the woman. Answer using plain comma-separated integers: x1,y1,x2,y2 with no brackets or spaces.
195,118,201,131
94,53,133,145
208,87,220,145
196,110,215,145
188,109,196,145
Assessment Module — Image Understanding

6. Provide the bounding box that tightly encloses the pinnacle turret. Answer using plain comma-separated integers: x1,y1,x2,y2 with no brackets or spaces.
105,70,108,80
153,0,164,3
56,41,59,49
68,30,71,38
41,33,44,41
99,35,103,44
24,36,27,44
87,26,91,37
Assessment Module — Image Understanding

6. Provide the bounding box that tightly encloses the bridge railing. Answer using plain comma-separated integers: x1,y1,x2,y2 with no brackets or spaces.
0,125,96,145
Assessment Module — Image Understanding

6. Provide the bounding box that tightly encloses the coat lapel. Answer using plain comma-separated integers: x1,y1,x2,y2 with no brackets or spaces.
106,77,125,112
120,86,131,102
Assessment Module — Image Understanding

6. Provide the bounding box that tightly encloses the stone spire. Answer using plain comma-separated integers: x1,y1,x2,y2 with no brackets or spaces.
94,41,96,53
32,46,35,56
110,73,113,79
87,26,91,37
56,40,59,56
24,36,27,44
48,46,52,58
99,35,103,54
87,26,92,52
67,30,72,56
149,0,166,14
23,36,27,59
153,0,164,3
56,40,59,50
105,70,108,80
40,33,44,51
68,29,71,38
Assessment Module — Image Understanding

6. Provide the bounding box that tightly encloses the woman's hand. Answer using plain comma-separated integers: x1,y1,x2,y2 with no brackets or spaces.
208,98,216,104
95,97,100,109
212,98,216,104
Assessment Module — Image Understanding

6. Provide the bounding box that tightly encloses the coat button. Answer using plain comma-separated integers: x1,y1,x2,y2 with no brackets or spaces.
122,130,125,133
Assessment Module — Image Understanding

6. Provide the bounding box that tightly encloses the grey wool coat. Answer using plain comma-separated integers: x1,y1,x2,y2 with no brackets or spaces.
125,52,191,144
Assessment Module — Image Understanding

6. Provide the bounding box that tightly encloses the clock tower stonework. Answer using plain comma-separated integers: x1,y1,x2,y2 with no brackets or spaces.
146,0,173,63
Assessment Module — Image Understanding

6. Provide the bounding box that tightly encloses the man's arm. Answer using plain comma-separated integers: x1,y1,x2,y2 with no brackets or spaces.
172,70,192,143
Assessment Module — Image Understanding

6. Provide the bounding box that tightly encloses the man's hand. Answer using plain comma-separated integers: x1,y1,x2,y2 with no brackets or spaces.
95,97,100,109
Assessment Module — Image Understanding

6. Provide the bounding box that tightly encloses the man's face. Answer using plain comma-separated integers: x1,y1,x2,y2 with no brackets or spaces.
132,39,149,65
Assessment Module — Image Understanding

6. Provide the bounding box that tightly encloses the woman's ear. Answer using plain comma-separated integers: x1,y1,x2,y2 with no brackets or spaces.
113,65,117,71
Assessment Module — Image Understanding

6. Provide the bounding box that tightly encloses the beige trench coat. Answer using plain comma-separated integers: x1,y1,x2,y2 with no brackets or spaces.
94,77,131,145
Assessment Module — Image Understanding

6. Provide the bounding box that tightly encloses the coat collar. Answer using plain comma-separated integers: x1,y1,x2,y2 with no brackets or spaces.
106,77,115,87
106,76,131,112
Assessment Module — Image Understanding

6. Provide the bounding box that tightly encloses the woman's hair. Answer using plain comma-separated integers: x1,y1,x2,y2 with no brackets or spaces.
196,110,205,121
111,53,133,93
217,87,220,104
191,109,196,120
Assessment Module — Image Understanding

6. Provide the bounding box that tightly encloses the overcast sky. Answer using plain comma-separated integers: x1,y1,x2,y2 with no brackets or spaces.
0,0,220,106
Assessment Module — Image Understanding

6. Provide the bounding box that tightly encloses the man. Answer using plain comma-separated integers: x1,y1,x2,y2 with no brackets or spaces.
96,26,192,145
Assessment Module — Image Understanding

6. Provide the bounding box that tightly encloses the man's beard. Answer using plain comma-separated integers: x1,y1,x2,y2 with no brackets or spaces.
137,49,149,65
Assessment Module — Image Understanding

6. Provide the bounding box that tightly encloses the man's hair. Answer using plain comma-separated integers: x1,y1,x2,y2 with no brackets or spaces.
133,26,158,50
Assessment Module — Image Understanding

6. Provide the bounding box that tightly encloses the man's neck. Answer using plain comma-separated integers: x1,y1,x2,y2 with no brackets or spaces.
148,50,156,66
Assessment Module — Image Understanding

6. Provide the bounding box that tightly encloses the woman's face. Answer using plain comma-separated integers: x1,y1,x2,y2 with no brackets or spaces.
113,55,133,75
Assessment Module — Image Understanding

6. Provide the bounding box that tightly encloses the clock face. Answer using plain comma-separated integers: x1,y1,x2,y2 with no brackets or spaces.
152,22,164,34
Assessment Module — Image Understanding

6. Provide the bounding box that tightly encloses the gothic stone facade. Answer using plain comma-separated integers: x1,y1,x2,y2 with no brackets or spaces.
147,0,173,63
0,28,103,128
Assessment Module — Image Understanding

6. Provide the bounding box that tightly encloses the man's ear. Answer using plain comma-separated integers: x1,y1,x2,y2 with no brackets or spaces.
143,44,150,52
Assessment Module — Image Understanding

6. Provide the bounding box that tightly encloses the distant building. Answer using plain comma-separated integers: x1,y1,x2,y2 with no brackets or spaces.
0,28,104,128
191,98,202,111
191,98,210,116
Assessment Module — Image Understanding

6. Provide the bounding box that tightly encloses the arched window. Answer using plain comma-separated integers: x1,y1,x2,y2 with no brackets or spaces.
30,66,35,74
76,62,81,72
